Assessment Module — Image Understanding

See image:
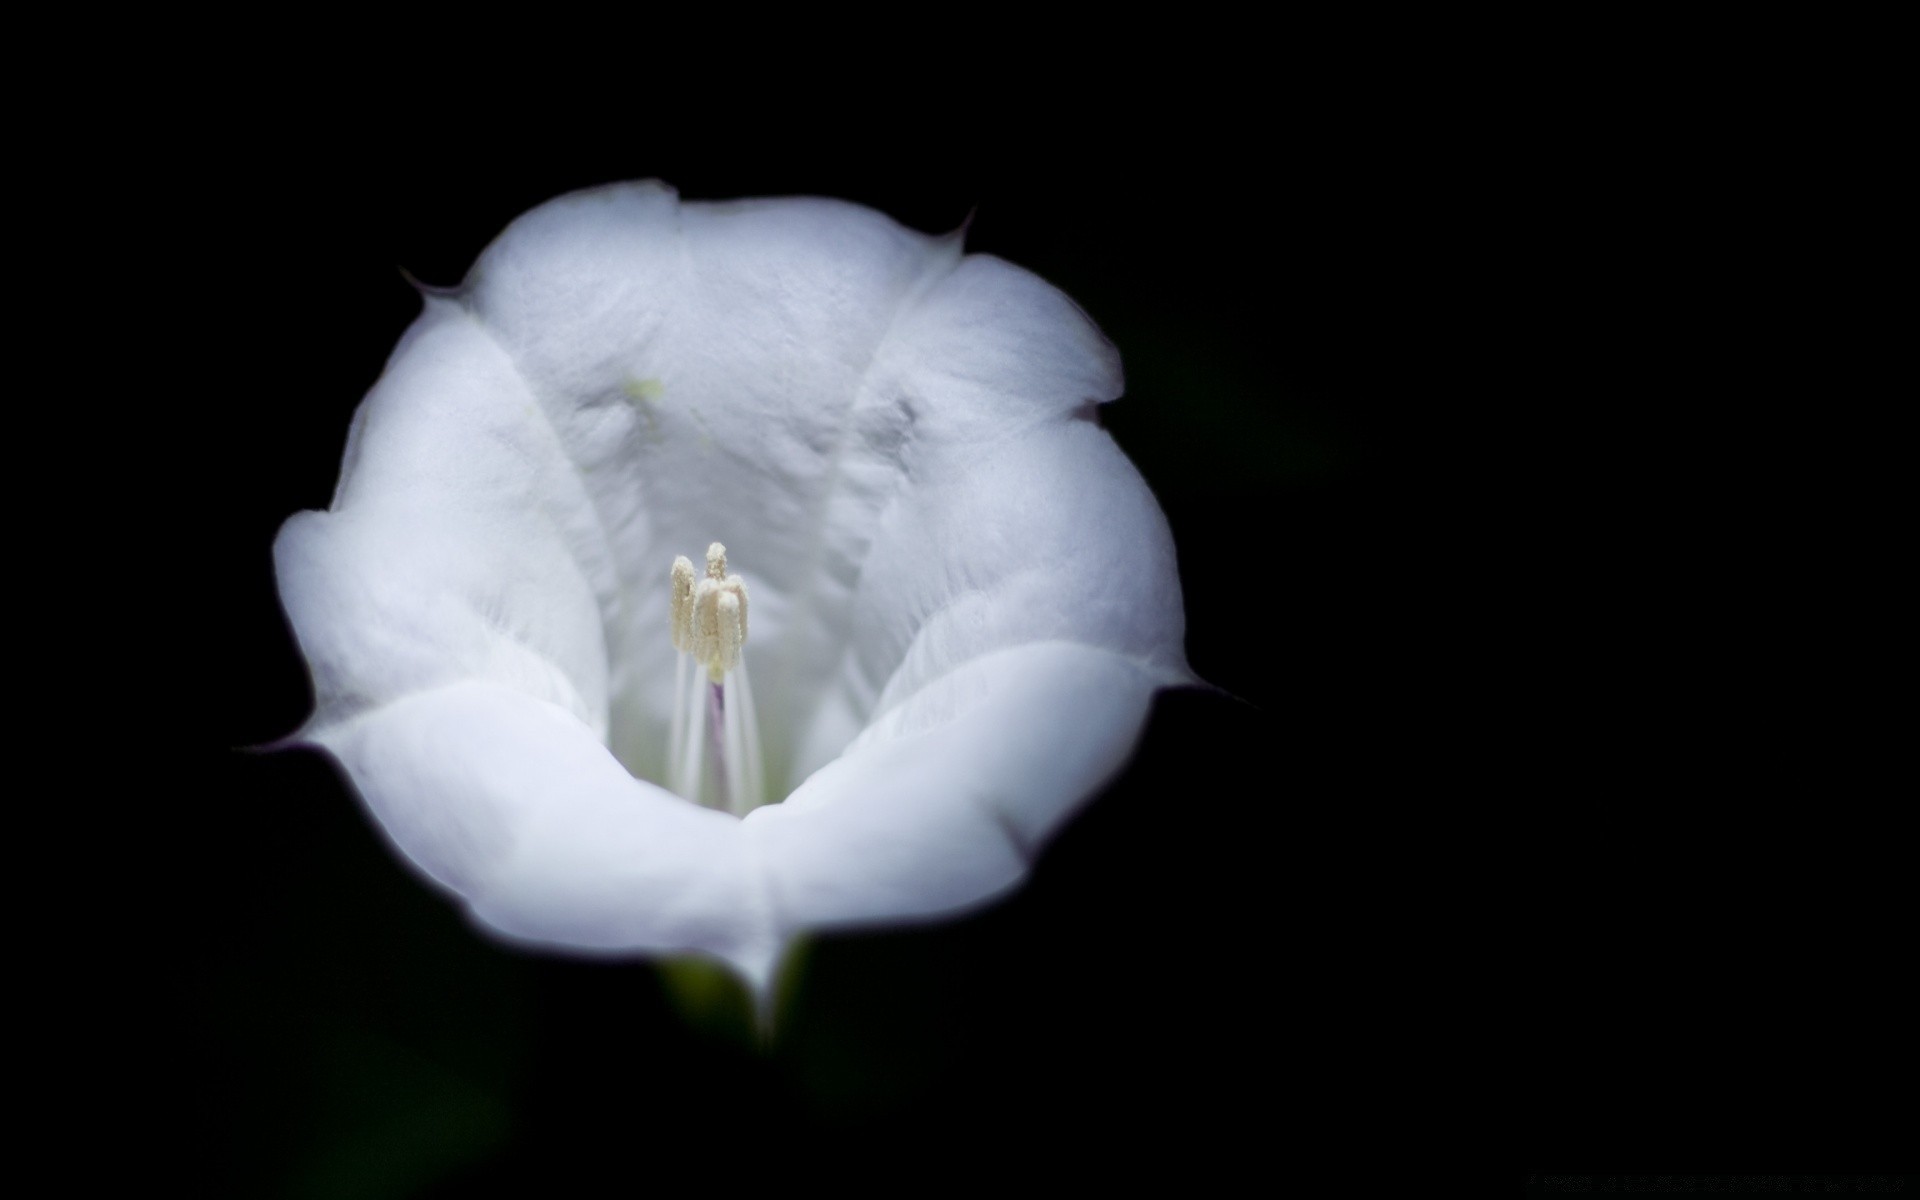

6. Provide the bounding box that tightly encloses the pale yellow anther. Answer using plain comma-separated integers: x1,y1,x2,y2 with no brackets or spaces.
669,556,697,652
665,542,765,812
710,592,743,681
672,543,750,682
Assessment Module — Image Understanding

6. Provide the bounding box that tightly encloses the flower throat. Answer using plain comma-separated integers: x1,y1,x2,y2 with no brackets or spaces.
667,543,766,814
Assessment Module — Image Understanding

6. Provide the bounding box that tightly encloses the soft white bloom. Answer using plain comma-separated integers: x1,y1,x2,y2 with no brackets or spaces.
275,181,1191,996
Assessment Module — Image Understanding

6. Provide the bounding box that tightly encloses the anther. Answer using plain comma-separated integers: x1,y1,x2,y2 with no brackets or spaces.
667,543,762,812
670,555,696,652
674,543,750,682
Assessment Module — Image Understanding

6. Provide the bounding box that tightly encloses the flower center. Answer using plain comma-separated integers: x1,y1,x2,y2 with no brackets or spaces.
666,543,766,814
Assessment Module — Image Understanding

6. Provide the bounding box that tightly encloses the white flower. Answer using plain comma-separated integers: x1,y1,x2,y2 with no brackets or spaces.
275,181,1191,997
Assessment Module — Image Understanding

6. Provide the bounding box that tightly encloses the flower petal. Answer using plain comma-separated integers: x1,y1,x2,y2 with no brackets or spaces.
786,371,1192,786
275,299,612,740
749,406,1190,933
313,680,778,984
746,641,1166,931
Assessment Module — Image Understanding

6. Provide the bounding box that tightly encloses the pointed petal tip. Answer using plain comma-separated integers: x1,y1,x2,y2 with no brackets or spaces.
397,265,461,301
717,941,781,1009
233,717,331,758
232,732,301,757
942,205,978,247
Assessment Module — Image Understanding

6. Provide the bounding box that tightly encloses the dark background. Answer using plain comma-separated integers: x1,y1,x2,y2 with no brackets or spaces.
132,113,1422,1193
106,52,1903,1193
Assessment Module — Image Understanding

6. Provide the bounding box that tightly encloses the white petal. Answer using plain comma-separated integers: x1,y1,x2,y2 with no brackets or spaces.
788,394,1191,786
746,642,1164,930
314,680,778,985
275,300,611,740
755,397,1190,932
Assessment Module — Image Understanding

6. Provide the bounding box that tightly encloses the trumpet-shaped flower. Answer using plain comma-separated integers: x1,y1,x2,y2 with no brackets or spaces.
275,181,1191,996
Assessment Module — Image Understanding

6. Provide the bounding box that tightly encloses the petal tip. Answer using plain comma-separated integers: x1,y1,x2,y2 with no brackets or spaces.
943,204,978,247
396,265,461,300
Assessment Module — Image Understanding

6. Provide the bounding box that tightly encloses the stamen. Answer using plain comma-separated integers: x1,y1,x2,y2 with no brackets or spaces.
708,681,730,808
667,555,696,788
670,555,697,652
665,543,763,813
732,663,765,810
680,653,709,802
668,641,689,787
687,546,749,684
723,676,754,817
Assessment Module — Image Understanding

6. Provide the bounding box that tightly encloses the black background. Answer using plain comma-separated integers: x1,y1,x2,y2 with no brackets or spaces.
93,40,1904,1195
129,107,1423,1193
